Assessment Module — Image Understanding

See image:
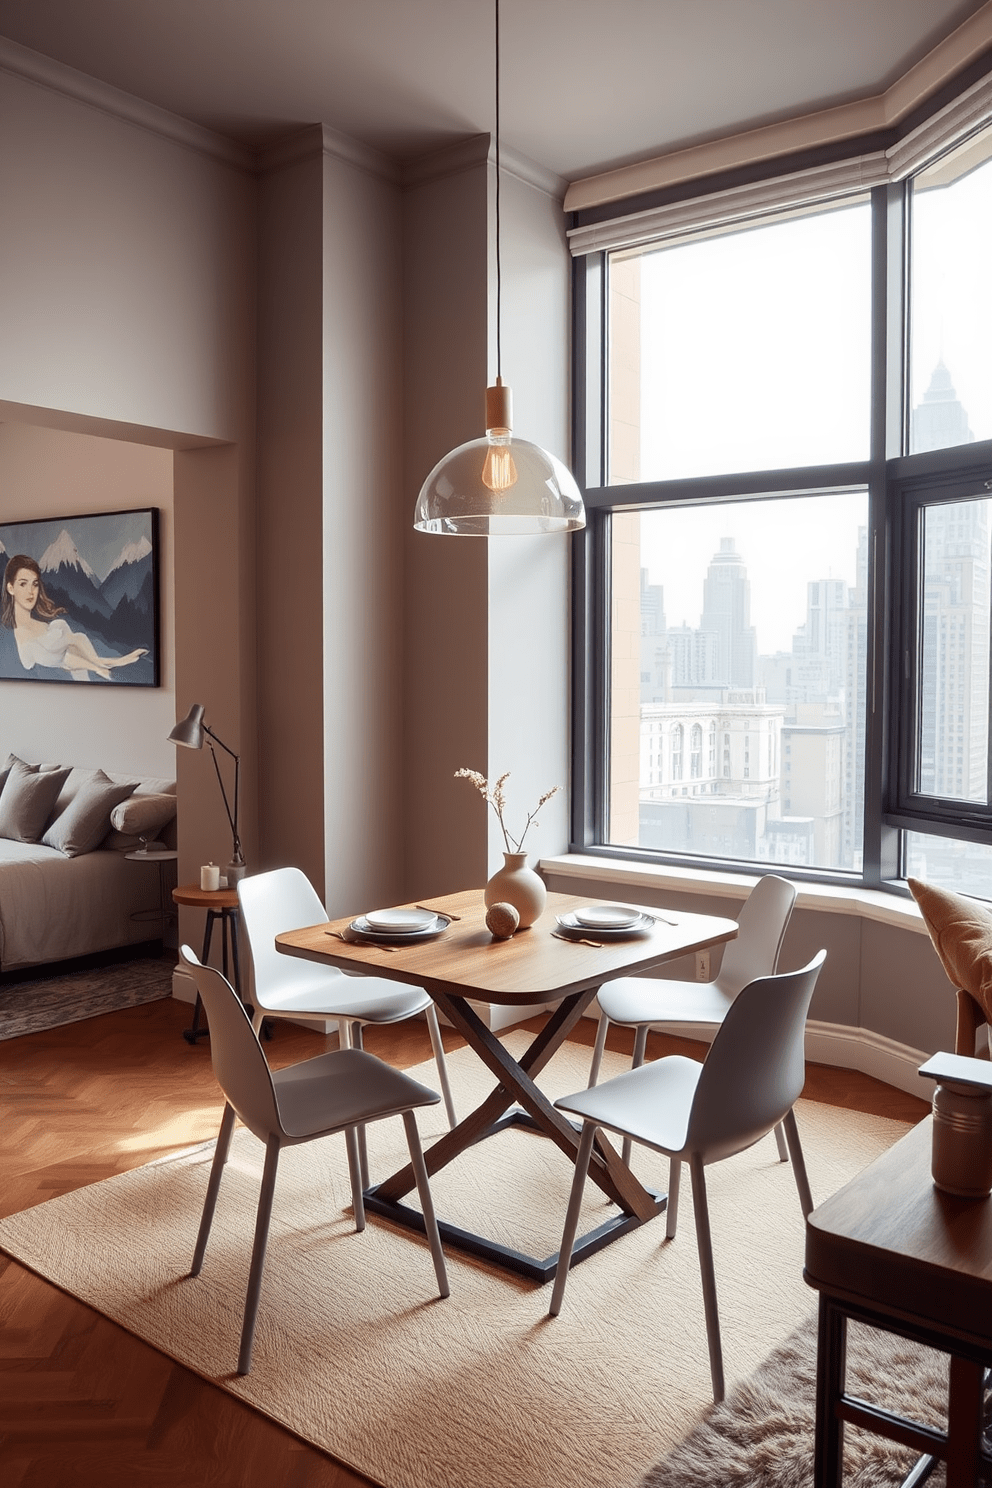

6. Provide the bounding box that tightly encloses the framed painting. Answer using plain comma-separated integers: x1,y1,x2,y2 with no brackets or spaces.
0,509,160,686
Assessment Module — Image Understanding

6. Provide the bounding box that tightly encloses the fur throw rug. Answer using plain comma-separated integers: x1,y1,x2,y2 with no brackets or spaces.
642,1311,952,1488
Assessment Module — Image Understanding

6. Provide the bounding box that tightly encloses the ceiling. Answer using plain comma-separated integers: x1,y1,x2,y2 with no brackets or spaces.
0,0,986,180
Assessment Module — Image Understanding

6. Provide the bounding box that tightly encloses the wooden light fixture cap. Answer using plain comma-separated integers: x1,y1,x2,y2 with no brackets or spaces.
486,379,512,434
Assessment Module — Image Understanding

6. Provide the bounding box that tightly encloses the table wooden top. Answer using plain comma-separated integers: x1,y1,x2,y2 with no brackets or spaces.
805,1116,992,1349
172,883,240,910
275,887,738,1006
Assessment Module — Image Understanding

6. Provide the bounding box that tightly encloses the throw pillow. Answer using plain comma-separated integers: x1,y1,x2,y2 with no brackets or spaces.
109,791,178,839
0,760,73,843
0,753,50,793
42,771,138,857
908,877,992,1025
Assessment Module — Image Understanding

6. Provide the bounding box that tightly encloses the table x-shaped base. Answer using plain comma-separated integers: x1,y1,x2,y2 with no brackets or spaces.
364,983,666,1282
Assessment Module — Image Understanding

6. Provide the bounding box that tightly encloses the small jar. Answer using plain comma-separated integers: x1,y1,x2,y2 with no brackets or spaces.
930,1079,992,1198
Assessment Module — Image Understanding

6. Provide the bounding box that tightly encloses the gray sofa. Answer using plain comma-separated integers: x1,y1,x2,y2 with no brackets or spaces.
0,757,177,973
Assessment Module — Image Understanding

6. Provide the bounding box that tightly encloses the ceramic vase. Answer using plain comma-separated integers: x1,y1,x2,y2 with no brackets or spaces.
484,852,547,928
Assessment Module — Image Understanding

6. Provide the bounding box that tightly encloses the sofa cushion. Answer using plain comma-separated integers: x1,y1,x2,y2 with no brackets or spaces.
0,761,73,843
109,791,177,840
908,876,992,1025
42,771,138,857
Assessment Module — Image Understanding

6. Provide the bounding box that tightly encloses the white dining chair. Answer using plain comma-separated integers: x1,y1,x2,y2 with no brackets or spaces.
180,946,449,1375
588,874,797,1163
550,949,826,1403
238,867,456,1137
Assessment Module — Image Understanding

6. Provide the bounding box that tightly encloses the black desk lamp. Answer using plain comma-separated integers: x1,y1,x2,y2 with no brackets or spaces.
169,703,245,881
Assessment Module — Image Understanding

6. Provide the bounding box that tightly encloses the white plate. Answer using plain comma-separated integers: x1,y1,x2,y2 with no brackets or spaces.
347,914,450,944
555,911,654,940
364,906,437,932
574,903,642,930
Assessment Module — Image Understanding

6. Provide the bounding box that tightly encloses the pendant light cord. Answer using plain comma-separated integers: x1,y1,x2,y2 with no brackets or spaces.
495,0,502,382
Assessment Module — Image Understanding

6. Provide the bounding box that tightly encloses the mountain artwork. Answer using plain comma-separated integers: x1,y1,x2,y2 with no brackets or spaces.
0,509,159,686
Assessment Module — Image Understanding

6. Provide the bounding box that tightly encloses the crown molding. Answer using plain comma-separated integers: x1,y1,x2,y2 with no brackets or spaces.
0,34,252,172
401,133,492,189
401,133,565,200
565,0,992,213
258,122,399,183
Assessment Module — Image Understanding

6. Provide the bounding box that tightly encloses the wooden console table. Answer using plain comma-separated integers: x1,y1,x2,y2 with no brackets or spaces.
804,1116,991,1487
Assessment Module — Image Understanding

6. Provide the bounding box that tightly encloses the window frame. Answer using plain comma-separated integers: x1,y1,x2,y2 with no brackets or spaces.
570,125,992,894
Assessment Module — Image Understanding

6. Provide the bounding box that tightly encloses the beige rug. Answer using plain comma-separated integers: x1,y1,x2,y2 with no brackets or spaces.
0,1034,911,1488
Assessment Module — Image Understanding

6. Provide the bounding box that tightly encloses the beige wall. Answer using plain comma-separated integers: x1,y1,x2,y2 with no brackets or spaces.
402,145,491,896
321,147,406,917
255,143,326,892
0,61,256,919
0,69,253,443
0,422,175,777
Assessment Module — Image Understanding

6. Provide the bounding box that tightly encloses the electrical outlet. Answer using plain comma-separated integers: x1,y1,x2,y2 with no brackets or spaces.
695,949,710,981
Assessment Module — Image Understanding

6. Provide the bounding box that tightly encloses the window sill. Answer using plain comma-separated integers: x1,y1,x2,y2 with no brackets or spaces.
539,853,929,937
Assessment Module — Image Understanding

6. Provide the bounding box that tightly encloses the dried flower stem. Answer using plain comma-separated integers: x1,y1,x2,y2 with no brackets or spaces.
455,768,559,853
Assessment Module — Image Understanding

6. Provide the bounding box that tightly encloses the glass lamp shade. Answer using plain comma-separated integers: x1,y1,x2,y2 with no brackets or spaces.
414,433,586,536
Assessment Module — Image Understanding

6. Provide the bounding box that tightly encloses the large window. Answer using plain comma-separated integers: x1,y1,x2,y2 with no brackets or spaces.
575,96,992,896
616,492,868,871
610,202,872,484
910,122,992,453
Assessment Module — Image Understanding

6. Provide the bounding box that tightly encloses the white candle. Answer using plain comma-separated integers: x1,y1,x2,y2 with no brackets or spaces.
200,863,220,892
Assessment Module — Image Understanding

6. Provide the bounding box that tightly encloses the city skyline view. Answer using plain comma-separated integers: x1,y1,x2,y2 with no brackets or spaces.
622,369,990,888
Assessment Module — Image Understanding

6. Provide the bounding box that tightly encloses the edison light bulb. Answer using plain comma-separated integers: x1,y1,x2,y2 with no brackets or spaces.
482,432,517,493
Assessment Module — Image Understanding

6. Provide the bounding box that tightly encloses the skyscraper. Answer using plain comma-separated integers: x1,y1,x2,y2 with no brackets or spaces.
700,537,757,686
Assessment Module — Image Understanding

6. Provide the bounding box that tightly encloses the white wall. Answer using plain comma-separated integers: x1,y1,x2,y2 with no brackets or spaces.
0,422,175,777
487,162,573,874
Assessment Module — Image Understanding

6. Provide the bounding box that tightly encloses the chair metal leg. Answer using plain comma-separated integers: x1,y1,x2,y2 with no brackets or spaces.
588,1009,610,1087
621,1025,651,1165
773,1121,789,1162
337,1020,370,1189
782,1107,814,1218
345,1125,366,1231
237,1133,281,1375
425,1005,457,1129
190,1102,237,1276
666,1157,681,1239
402,1110,449,1298
549,1121,598,1316
689,1153,724,1403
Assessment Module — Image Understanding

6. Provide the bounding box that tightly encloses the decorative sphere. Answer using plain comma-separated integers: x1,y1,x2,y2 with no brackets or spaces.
486,902,520,940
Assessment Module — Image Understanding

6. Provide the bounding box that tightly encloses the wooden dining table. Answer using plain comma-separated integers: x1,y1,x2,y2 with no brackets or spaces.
276,886,738,1281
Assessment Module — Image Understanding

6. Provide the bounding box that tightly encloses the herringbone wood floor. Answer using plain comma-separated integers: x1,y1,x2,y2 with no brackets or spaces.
0,963,928,1486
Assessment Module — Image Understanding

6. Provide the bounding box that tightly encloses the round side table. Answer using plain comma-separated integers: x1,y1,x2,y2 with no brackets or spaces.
125,849,178,937
173,883,243,1045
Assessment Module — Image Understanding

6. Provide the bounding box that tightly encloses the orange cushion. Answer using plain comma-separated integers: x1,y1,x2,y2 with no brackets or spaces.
909,877,992,1024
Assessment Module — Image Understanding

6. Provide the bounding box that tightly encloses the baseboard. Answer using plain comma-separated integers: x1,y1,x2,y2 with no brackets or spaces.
176,959,932,1094
580,1004,935,1100
172,965,196,1004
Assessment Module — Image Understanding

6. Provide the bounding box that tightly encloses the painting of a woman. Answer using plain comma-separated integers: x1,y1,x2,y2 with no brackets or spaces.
2,555,147,682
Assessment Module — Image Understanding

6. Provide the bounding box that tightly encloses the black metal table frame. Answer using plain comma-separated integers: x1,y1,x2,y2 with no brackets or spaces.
364,982,667,1283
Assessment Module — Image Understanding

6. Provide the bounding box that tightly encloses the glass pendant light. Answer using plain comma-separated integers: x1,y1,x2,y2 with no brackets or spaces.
413,0,585,537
